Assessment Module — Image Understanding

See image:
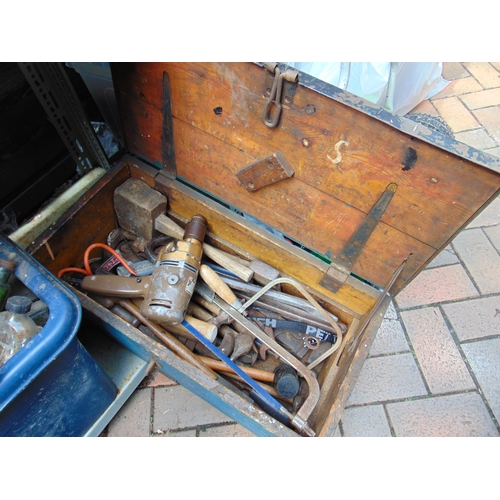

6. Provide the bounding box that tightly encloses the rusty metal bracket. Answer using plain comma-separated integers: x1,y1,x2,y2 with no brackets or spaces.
262,63,298,128
160,71,177,179
236,150,295,192
320,183,398,293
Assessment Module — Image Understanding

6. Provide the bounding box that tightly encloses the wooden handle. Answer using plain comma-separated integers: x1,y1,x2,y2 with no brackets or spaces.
154,213,184,239
199,264,241,308
187,302,214,322
165,315,217,342
155,214,254,282
201,245,254,282
118,300,217,380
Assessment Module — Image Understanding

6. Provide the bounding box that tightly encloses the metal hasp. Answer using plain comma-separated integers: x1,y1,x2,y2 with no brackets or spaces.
236,150,295,192
17,62,110,175
320,183,398,293
262,63,298,128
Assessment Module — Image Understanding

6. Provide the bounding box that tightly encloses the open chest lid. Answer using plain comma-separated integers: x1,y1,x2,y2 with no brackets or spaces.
110,62,500,297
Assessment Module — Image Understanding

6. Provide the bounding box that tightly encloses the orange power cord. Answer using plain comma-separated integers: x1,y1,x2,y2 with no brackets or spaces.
57,242,138,278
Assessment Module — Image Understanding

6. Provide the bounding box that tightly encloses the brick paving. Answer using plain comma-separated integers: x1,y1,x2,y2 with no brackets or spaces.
102,62,500,437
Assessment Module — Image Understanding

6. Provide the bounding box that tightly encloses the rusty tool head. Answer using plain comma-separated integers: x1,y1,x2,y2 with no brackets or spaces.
230,331,255,362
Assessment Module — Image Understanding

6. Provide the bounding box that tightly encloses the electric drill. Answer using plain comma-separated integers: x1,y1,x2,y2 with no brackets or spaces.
79,215,207,326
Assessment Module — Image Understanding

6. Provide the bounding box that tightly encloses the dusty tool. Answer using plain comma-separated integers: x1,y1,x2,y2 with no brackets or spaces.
274,364,300,399
248,314,337,344
197,355,275,383
196,269,321,435
220,276,343,326
180,318,315,436
114,178,167,241
118,299,217,380
187,301,236,356
230,332,254,362
155,214,254,282
78,215,207,327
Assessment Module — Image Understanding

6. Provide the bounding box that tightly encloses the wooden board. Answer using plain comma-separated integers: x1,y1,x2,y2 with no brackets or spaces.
111,62,500,294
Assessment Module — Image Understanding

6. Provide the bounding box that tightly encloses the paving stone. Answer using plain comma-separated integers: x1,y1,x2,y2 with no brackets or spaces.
466,196,500,228
492,63,500,72
431,76,483,100
425,245,459,268
452,228,500,294
462,338,500,423
153,385,232,431
384,300,398,319
463,63,500,89
460,88,500,110
107,388,152,437
484,224,500,250
199,423,256,437
473,106,500,143
341,404,392,437
454,128,497,150
386,392,498,437
369,318,410,356
442,296,500,341
442,62,470,80
407,100,439,116
484,147,500,158
433,97,480,133
141,368,178,388
400,308,475,394
346,353,427,406
395,264,479,309
153,429,197,437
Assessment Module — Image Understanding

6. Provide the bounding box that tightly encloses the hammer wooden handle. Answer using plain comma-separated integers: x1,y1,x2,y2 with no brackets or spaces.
155,214,254,282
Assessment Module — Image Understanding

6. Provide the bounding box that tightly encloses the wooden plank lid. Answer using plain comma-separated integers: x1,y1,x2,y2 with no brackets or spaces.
110,62,500,295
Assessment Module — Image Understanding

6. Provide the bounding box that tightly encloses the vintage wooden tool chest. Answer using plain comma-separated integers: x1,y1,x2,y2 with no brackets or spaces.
26,62,500,436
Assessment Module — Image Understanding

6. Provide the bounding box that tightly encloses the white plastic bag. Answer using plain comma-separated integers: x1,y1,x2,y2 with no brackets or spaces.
286,62,449,115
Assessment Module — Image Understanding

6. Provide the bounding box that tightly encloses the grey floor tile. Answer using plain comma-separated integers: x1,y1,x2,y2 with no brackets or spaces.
426,245,460,269
400,308,475,394
107,388,152,437
369,318,410,356
443,296,500,341
153,429,197,437
346,353,427,406
484,224,500,251
387,392,498,437
199,423,256,437
153,385,232,431
384,301,398,320
341,405,392,437
452,228,500,294
466,196,500,228
395,264,479,309
462,338,500,423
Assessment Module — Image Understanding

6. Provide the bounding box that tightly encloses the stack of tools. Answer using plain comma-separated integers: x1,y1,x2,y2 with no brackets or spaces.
58,179,347,436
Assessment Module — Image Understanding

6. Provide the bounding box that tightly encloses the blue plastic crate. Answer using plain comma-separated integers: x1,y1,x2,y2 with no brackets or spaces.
0,234,116,436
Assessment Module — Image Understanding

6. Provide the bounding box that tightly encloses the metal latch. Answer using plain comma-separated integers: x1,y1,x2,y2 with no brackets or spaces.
262,63,299,128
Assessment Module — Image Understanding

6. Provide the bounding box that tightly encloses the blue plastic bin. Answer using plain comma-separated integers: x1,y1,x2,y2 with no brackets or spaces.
0,234,116,436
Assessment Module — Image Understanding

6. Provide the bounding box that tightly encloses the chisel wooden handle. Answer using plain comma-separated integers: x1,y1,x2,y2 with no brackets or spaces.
131,297,216,341
155,214,254,282
199,264,243,310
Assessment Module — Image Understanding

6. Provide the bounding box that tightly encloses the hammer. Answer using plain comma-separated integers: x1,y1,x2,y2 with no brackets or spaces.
155,214,254,282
